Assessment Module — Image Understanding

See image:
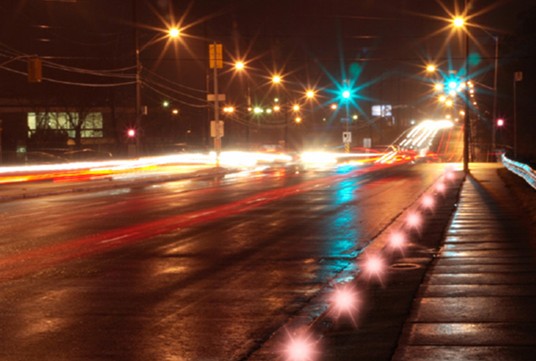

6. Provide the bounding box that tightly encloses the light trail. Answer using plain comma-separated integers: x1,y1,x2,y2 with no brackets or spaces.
0,161,399,281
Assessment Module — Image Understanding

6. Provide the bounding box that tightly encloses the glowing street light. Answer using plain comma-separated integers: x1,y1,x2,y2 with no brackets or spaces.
272,74,282,84
452,16,465,29
234,61,245,71
134,23,181,155
168,27,180,38
451,11,470,172
426,64,437,73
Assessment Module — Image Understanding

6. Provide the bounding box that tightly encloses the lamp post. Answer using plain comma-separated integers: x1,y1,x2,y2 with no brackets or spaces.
341,88,351,153
513,71,523,158
233,61,251,148
491,35,499,157
453,12,470,172
271,74,288,149
134,58,143,155
132,0,180,156
463,35,470,172
305,89,316,144
208,42,224,165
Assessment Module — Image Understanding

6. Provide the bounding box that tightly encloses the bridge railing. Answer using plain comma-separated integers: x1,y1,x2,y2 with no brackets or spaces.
501,154,536,190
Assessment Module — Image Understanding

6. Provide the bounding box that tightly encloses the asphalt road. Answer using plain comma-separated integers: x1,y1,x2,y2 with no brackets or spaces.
0,163,448,361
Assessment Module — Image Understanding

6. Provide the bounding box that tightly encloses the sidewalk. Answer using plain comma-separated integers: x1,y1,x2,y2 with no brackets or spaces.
393,164,536,360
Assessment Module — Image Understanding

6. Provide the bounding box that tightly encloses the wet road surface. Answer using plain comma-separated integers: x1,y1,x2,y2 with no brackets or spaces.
0,163,447,360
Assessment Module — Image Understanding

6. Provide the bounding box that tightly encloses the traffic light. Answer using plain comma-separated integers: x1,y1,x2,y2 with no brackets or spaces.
496,118,505,127
127,128,136,138
28,57,42,83
447,80,458,90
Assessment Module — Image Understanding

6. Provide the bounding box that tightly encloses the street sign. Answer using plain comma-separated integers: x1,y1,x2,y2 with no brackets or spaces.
27,57,42,83
207,94,226,102
210,120,224,138
209,43,223,69
342,131,352,143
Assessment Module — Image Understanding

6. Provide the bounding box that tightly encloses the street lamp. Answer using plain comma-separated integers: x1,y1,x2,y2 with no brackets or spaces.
488,34,499,158
134,21,180,156
272,74,282,85
340,86,354,152
304,89,317,135
452,12,470,172
168,27,180,39
233,60,251,147
453,16,465,28
271,74,289,149
234,61,245,71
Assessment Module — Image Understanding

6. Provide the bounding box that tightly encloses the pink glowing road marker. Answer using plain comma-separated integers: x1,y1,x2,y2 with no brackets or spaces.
388,231,407,250
282,331,319,361
361,253,386,282
406,211,421,229
329,284,360,323
435,182,446,193
421,194,434,209
444,165,456,181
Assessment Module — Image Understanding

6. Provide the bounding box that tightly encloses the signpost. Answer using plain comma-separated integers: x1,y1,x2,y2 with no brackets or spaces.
209,43,224,165
343,131,352,152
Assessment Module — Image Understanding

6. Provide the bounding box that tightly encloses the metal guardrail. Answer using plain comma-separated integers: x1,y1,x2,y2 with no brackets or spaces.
501,154,536,190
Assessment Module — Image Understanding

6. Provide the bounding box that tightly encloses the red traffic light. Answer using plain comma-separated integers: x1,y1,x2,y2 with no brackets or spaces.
496,118,505,127
127,128,136,138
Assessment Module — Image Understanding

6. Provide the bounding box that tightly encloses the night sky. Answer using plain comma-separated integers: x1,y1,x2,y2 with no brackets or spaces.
0,0,534,149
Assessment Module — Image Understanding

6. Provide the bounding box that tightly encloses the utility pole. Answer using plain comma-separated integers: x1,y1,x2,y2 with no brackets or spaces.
208,42,224,165
513,71,522,158
491,36,499,158
133,0,142,156
463,0,471,173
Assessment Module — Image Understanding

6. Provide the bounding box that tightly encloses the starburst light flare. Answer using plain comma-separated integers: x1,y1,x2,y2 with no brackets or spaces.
360,253,387,283
406,211,421,229
388,231,407,250
435,182,446,193
421,194,435,209
329,284,360,324
282,330,319,361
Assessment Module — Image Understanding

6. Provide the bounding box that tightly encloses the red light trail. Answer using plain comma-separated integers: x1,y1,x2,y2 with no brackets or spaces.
0,162,399,281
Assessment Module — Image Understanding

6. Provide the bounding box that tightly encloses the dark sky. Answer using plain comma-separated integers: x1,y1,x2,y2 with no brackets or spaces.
1,0,529,68
0,0,533,114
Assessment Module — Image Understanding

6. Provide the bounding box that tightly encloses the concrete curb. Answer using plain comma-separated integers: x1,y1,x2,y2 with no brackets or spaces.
246,170,465,360
0,167,232,202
